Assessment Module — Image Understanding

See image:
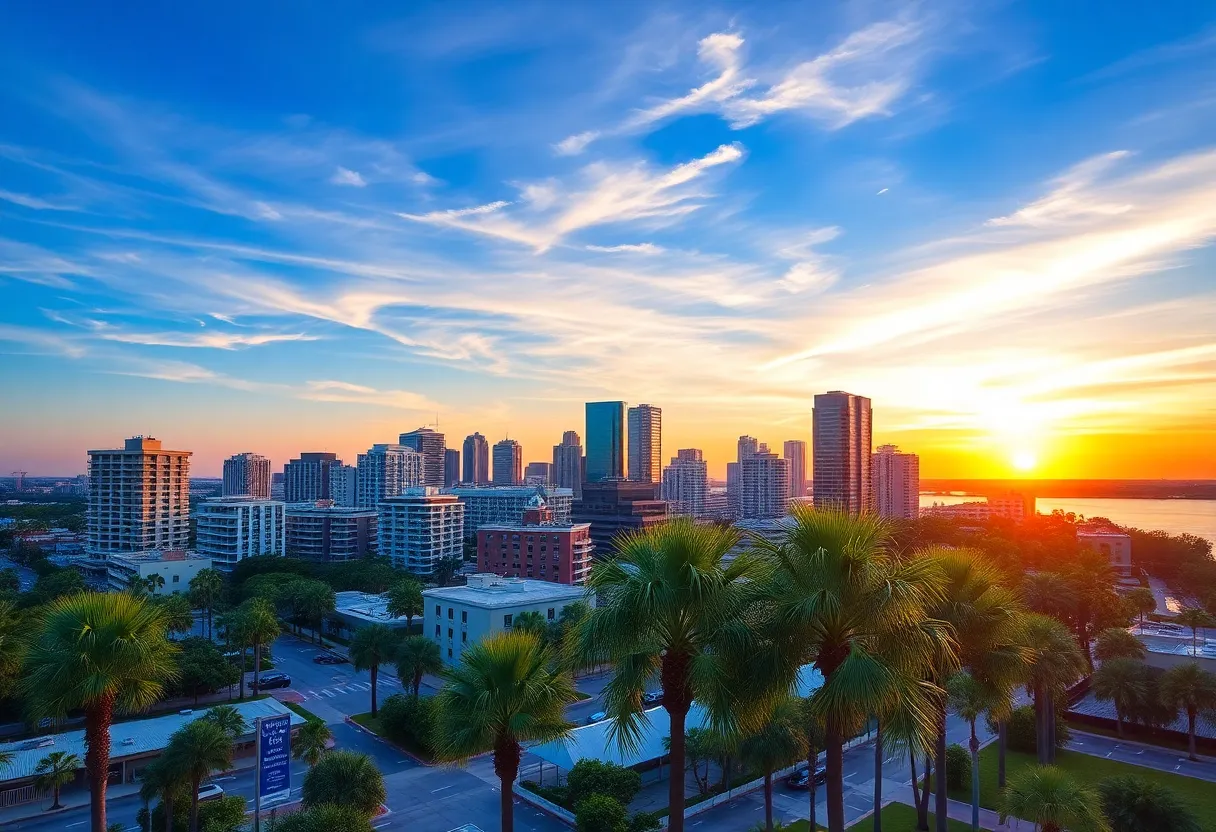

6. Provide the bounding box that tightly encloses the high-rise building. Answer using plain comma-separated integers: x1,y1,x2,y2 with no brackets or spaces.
813,391,873,515
585,401,626,482
740,452,790,519
379,487,465,577
287,503,378,562
283,452,341,503
329,464,357,507
399,427,446,489
195,497,286,569
524,462,551,485
448,485,575,540
571,480,668,552
444,449,461,488
222,453,271,499
737,436,759,462
492,439,523,486
871,445,919,520
627,404,662,483
87,436,191,557
462,433,490,485
476,495,594,586
356,444,424,508
726,436,759,517
552,431,583,499
661,449,708,518
783,440,808,499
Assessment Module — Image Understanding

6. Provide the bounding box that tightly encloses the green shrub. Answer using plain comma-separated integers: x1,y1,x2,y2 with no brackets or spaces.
520,779,570,807
378,692,437,756
999,705,1071,753
1098,774,1202,832
139,794,246,832
945,743,970,791
274,803,374,832
567,759,642,807
627,811,662,832
575,794,628,832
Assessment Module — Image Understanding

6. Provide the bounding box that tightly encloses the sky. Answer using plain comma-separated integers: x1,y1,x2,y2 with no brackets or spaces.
1,1,1215,481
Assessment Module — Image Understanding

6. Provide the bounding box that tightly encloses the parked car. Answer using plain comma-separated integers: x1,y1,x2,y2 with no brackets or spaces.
642,690,664,707
197,783,225,802
586,711,607,725
254,672,291,691
785,763,826,789
313,653,349,665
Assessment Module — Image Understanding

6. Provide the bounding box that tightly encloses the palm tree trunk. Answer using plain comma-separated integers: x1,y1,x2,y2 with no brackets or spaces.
84,694,114,832
1115,709,1124,739
873,723,882,832
492,738,521,832
668,705,689,832
997,721,1007,789
52,785,62,810
825,718,845,832
254,642,263,694
189,775,200,832
808,745,818,832
1034,683,1048,765
764,771,773,832
165,792,174,832
916,754,932,832
1046,690,1057,764
1187,708,1198,761
934,704,948,832
414,670,423,698
371,663,379,716
969,720,980,832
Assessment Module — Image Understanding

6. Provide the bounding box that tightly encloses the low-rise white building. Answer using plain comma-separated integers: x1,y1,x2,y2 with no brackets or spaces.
105,550,213,594
195,497,286,570
1078,522,1133,572
379,487,465,577
423,575,587,664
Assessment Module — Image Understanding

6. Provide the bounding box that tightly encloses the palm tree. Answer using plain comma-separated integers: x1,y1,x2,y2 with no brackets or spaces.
433,631,577,832
740,699,807,832
576,519,763,832
163,718,234,832
796,698,825,832
293,719,333,767
511,610,548,641
1126,587,1156,628
145,574,167,595
139,757,185,832
1000,765,1110,832
1092,658,1148,739
946,672,995,831
301,750,386,817
385,579,424,631
349,624,399,716
22,592,178,832
1176,608,1215,657
396,635,443,698
1021,613,1086,765
1159,662,1216,761
293,581,336,645
152,594,196,640
754,509,947,832
200,704,247,740
1093,627,1146,662
34,750,79,810
188,569,223,641
241,598,280,695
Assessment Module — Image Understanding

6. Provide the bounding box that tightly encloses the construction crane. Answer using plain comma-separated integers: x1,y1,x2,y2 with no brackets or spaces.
12,471,27,491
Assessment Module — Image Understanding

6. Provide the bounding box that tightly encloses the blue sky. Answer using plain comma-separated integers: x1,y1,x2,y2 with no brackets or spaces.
1,1,1215,478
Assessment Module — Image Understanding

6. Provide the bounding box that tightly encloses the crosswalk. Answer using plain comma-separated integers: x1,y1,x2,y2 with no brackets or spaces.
295,677,404,702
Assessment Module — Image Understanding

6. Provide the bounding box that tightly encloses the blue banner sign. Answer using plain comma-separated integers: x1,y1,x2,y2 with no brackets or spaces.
258,714,292,805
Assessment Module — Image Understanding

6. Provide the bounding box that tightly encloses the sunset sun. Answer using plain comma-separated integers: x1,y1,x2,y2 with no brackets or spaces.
1011,450,1038,472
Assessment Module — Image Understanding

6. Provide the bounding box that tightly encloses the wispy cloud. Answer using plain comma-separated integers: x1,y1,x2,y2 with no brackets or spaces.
330,167,367,187
585,243,664,254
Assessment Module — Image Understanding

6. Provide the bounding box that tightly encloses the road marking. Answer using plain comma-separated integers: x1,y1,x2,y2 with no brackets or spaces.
323,690,336,697
1105,752,1112,758
431,784,455,793
1176,765,1182,770
67,823,87,828
308,691,317,697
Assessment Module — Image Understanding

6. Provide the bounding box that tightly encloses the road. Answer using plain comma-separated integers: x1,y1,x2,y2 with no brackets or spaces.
1066,731,1216,781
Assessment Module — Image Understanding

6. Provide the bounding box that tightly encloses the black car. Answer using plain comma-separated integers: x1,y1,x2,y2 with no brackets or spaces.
255,672,291,691
313,653,349,665
785,763,826,789
642,690,664,707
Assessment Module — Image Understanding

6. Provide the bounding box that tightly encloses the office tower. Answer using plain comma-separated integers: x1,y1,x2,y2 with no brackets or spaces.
283,452,341,502
813,391,873,515
572,480,668,552
524,461,552,485
627,404,662,483
462,433,490,485
661,448,707,518
871,444,919,520
399,427,446,488
737,435,759,462
585,401,626,482
87,436,191,557
449,485,575,540
270,472,285,500
740,451,790,520
286,504,378,562
477,496,594,586
444,448,461,487
783,440,808,499
379,488,464,577
222,452,271,499
195,497,286,569
552,430,583,500
492,439,523,485
356,444,424,508
329,464,358,507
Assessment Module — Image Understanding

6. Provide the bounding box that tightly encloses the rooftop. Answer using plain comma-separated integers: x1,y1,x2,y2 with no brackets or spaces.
286,502,378,517
478,521,591,533
423,574,586,608
333,590,405,624
108,549,211,564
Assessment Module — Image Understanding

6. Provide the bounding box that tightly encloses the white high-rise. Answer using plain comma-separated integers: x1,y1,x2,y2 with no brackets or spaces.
222,452,271,499
813,391,873,515
195,497,286,569
379,487,465,577
87,436,191,557
627,404,662,483
356,444,424,508
872,444,919,520
740,451,790,520
661,449,707,518
329,464,358,507
783,440,808,499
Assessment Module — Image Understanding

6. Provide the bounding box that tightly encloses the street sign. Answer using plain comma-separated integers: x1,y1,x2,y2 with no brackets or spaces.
257,714,292,806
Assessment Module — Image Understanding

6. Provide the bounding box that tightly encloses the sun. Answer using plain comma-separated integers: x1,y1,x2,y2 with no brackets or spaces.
1011,450,1038,472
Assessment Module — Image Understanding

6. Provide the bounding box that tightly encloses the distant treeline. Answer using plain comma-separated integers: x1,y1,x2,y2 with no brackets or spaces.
922,479,1216,500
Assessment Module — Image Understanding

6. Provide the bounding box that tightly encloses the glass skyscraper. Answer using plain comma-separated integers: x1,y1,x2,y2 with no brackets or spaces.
584,401,626,483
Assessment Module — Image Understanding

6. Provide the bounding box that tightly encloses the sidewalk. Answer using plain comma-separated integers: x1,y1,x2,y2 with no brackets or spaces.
890,796,1032,831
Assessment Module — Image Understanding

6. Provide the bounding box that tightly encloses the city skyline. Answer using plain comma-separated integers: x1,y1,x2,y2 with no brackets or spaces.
2,4,1216,481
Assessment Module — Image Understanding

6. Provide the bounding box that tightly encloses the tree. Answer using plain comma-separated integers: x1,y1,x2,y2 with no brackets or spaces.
663,727,714,795
23,591,178,832
188,569,223,641
0,568,20,593
946,672,996,832
138,757,187,832
754,509,946,832
1000,765,1110,832
301,750,386,817
433,555,464,587
1097,774,1202,832
576,519,760,832
240,598,280,694
566,760,642,807
34,750,79,810
1125,588,1157,628
163,718,233,832
740,699,807,832
288,580,336,645
796,699,825,832
396,634,443,698
575,793,628,832
200,705,246,740
385,578,424,630
151,594,195,639
1092,659,1148,739
350,624,398,716
293,719,333,767
433,630,577,832
512,610,549,641
0,599,22,698
275,803,374,832
1021,614,1086,765
1175,608,1214,657
1094,628,1146,663
1159,662,1216,761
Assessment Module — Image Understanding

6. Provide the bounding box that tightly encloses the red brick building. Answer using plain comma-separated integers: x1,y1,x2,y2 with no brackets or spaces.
475,496,594,585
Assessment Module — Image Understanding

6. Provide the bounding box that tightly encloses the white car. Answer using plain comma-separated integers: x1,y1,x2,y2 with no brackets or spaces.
586,711,607,725
197,783,225,802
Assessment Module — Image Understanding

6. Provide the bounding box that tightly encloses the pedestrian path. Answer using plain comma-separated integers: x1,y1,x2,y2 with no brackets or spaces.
889,796,1032,831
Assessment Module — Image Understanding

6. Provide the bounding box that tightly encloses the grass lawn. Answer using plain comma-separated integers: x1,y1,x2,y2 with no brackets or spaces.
573,690,593,701
784,803,971,832
282,700,322,722
949,745,1216,830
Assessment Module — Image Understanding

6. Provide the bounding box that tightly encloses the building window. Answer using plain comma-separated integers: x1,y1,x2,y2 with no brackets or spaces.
435,605,441,617
461,611,467,623
462,631,467,643
435,624,441,637
504,614,513,628
448,647,453,658
448,628,453,639
547,608,555,620
448,607,454,620
172,574,179,583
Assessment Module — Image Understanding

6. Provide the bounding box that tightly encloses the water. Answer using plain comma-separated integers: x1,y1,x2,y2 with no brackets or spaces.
919,494,1216,544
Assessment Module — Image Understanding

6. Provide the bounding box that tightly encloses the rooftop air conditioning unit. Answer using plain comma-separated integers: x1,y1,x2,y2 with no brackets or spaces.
122,738,136,746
